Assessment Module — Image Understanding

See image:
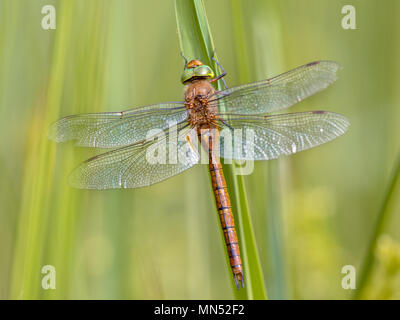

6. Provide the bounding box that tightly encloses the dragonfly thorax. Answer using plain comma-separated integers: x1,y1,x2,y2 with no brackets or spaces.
184,79,218,129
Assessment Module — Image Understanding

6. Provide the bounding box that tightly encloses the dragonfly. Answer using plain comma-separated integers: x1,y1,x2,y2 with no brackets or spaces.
48,58,349,289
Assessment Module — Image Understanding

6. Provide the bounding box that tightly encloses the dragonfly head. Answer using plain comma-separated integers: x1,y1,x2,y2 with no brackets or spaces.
181,59,215,84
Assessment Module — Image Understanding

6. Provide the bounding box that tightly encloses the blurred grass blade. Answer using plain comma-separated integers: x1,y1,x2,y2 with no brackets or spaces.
355,151,400,299
175,0,267,299
175,0,212,66
10,0,75,298
238,0,288,299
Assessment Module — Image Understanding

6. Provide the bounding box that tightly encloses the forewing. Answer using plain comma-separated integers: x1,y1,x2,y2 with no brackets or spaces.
48,103,187,148
214,61,340,115
218,111,349,160
69,125,200,189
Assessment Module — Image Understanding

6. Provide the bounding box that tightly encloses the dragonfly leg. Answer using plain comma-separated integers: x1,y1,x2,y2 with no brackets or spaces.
215,117,234,131
211,56,228,89
180,51,188,69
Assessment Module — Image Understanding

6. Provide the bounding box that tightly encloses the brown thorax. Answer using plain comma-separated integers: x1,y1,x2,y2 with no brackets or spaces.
184,79,218,129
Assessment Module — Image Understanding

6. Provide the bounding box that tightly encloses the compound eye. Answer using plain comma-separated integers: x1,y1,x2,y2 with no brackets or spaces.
194,65,214,78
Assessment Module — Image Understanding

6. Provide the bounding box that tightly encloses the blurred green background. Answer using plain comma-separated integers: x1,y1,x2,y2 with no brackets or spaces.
1,0,399,299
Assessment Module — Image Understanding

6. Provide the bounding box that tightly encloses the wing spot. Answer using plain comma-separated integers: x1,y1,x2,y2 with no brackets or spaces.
306,61,319,67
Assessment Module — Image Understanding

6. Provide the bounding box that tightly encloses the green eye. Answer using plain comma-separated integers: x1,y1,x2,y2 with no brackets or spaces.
181,68,193,84
181,64,215,83
194,65,214,78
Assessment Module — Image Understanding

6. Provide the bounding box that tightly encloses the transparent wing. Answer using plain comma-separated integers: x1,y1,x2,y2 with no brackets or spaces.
218,111,349,160
48,102,187,148
214,61,341,115
69,125,200,189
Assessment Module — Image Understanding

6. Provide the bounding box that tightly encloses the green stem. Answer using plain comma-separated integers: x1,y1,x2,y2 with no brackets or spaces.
355,151,400,299
175,0,267,299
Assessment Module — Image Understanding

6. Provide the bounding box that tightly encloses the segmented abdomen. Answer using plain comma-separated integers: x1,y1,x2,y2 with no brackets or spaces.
209,152,244,289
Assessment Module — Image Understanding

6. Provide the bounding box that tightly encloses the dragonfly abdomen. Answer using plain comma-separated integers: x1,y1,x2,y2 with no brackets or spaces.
209,153,244,289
